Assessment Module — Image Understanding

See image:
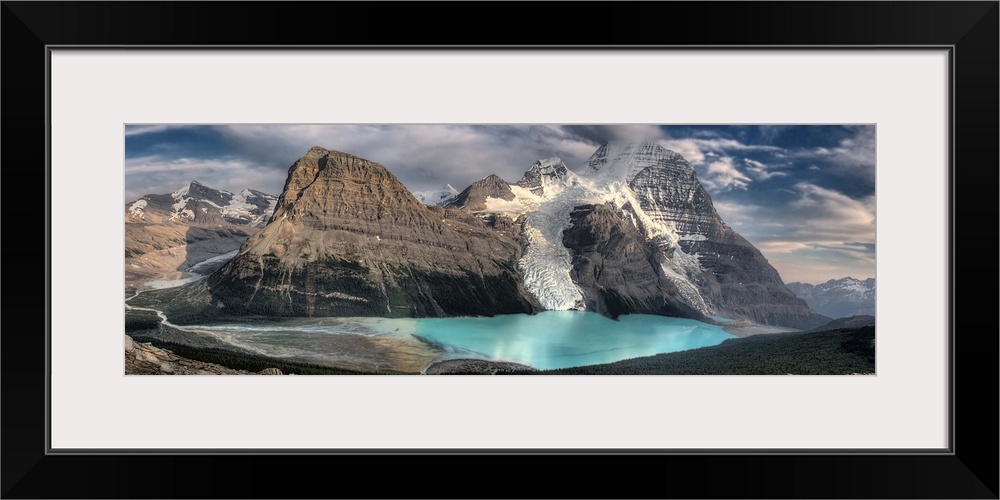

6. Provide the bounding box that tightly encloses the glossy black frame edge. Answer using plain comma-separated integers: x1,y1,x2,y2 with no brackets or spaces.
3,2,997,499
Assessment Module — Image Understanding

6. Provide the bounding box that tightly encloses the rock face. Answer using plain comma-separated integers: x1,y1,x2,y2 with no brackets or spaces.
124,182,277,287
600,144,826,329
447,141,828,329
447,174,516,212
124,335,282,375
514,158,572,196
563,203,705,319
786,278,876,319
205,147,537,318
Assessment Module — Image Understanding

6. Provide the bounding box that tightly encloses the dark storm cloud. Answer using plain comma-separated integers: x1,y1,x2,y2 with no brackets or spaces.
560,125,667,145
560,125,611,144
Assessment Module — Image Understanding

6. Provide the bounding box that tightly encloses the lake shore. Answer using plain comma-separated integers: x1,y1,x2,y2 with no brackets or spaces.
722,322,800,338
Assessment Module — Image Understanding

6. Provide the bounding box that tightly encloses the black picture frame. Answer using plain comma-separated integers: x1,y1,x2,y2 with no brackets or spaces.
3,2,996,498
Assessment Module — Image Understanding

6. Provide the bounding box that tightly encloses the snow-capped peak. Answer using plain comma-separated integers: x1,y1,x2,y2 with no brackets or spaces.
223,188,278,226
128,198,148,219
534,157,565,173
170,183,195,220
785,277,875,318
163,181,276,226
515,157,578,199
578,142,688,184
462,147,709,314
171,182,193,198
413,184,460,206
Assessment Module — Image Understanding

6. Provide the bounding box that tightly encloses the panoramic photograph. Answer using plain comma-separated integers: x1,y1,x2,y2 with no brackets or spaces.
124,124,876,375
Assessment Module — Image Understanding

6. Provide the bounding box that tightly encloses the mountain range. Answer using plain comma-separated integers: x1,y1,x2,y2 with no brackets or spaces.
147,143,829,329
786,277,875,319
124,181,277,287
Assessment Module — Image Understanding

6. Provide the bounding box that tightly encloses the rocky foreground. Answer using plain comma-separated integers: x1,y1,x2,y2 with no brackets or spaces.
124,335,283,375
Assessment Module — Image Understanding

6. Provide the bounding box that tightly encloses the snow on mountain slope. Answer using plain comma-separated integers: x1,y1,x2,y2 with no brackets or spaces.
516,182,598,311
127,181,277,227
450,141,826,325
128,199,148,218
786,277,876,318
222,189,278,226
413,184,459,206
465,144,711,312
581,142,687,184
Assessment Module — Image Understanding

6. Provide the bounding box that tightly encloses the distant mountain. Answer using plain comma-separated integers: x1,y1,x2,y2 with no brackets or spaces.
124,181,277,288
126,181,277,227
786,277,875,319
412,184,459,206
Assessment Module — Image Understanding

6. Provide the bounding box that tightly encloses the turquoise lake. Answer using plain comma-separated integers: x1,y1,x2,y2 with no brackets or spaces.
162,311,736,371
412,311,736,369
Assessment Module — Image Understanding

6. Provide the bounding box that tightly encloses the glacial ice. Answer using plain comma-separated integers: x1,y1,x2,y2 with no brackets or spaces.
475,143,713,313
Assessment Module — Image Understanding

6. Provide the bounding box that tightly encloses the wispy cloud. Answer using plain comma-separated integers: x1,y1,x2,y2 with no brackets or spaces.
660,137,783,166
799,125,876,181
654,137,787,193
719,182,874,246
743,158,787,180
713,182,875,283
701,157,752,191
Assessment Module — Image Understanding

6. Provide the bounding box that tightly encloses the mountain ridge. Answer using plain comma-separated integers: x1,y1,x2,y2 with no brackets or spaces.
124,181,277,288
149,143,827,329
786,277,875,318
443,141,827,328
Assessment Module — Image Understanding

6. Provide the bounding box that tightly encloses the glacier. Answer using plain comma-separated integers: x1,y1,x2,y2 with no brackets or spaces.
471,145,711,313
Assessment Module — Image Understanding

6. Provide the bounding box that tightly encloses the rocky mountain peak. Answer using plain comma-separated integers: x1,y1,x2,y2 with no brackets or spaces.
304,145,333,157
272,147,422,226
127,180,277,227
481,173,509,185
581,141,692,183
525,157,568,176
515,157,572,196
203,147,538,319
447,173,516,211
184,180,230,205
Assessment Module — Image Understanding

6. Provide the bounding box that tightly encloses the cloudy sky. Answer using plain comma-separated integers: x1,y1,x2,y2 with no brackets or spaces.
125,124,875,285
